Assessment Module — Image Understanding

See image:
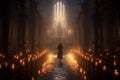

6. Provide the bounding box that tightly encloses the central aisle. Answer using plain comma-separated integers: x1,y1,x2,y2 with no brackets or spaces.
41,53,80,80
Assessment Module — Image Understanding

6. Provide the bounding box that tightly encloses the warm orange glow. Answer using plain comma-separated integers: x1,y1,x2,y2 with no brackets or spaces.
113,55,116,59
20,52,23,56
42,68,45,73
66,53,79,71
0,53,5,59
22,61,25,66
113,61,117,66
103,65,106,71
99,59,102,64
32,57,35,61
38,70,41,75
41,53,55,74
32,77,35,80
29,55,32,58
20,59,23,63
5,62,8,67
80,68,83,73
100,53,102,56
68,54,76,63
95,61,98,66
28,57,30,62
114,69,119,77
0,54,2,57
11,64,15,70
91,58,94,63
106,53,109,56
35,55,38,60
0,64,2,69
87,57,90,61
83,70,86,75
14,55,19,59
84,56,87,60
84,75,87,80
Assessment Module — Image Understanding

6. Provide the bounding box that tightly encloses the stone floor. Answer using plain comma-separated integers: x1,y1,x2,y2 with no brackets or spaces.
41,54,80,80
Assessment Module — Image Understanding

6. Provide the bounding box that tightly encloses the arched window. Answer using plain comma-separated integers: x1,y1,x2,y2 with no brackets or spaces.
54,1,65,23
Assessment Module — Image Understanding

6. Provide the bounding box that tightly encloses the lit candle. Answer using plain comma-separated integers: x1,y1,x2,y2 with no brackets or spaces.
84,56,86,60
83,75,87,80
114,69,119,77
91,58,94,63
28,57,30,62
32,77,35,80
38,70,41,75
5,62,8,67
99,59,102,64
113,61,117,66
106,53,109,56
100,53,102,57
80,68,83,73
83,70,86,75
22,61,25,66
0,64,2,69
22,61,25,80
87,57,89,61
95,61,98,66
11,64,15,80
20,59,23,63
113,55,116,59
35,55,37,60
37,69,41,80
32,57,35,62
20,52,23,56
11,64,15,70
103,65,106,72
3,55,5,59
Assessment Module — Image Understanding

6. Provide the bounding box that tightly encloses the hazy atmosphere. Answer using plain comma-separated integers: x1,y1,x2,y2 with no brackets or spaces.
0,0,120,80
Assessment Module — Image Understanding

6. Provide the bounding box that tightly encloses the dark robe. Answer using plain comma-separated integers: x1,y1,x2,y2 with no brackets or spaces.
57,43,63,59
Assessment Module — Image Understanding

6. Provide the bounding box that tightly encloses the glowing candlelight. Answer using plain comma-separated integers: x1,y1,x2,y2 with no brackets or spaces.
84,56,87,60
22,61,25,66
113,55,116,59
3,55,5,59
91,58,94,63
20,52,23,56
103,65,106,72
0,64,2,69
83,70,86,75
99,59,102,64
35,55,37,60
100,53,102,56
28,57,30,62
32,57,35,61
11,64,15,70
32,77,35,80
106,53,109,56
38,70,41,75
5,62,8,67
80,68,83,73
95,61,98,66
84,75,87,80
114,69,119,77
113,61,117,66
87,57,90,61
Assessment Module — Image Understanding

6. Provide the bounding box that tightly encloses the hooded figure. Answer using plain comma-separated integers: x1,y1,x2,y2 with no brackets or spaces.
57,43,63,60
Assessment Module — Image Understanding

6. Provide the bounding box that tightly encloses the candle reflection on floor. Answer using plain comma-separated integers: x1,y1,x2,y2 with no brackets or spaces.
41,53,56,74
41,51,81,80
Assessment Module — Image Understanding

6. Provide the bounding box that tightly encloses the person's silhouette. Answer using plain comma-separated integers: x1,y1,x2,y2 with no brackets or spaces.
57,43,63,62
